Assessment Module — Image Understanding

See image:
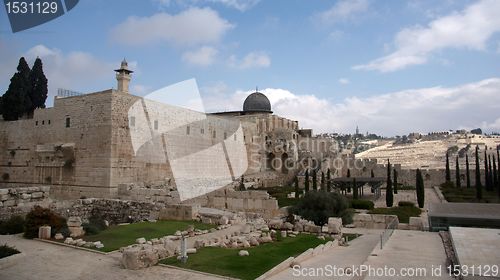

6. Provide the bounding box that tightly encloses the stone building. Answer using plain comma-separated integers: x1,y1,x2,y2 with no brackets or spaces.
0,60,334,201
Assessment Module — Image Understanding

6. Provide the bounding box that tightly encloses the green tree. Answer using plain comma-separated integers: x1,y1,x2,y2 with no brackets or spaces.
393,168,398,194
445,152,451,183
475,146,482,200
290,191,351,226
353,178,358,199
455,156,461,188
294,175,299,199
326,168,331,192
1,58,31,121
416,169,425,208
466,154,471,189
321,171,325,191
346,168,351,192
238,176,245,191
485,149,491,191
312,169,318,191
28,57,48,113
488,155,493,192
493,156,498,193
386,159,393,207
304,169,310,193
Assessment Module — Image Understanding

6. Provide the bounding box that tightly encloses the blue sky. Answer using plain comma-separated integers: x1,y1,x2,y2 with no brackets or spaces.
1,0,500,135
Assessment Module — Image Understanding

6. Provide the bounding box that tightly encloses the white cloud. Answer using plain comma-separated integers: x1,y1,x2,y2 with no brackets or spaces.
338,78,350,85
354,0,500,72
110,7,234,46
154,0,260,11
317,0,369,24
204,78,500,136
228,51,270,69
21,45,119,106
182,46,218,66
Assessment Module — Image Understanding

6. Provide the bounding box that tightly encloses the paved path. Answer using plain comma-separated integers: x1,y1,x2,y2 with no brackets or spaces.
0,234,225,280
268,230,382,280
362,230,453,280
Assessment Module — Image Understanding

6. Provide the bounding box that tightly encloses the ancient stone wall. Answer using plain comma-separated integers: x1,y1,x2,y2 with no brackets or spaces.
0,186,51,220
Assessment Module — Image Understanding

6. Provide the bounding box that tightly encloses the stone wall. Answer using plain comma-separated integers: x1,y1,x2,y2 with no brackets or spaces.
353,213,399,229
0,186,51,220
158,204,200,221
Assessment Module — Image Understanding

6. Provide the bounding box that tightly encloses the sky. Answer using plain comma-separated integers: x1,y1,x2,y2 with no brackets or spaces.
1,0,500,136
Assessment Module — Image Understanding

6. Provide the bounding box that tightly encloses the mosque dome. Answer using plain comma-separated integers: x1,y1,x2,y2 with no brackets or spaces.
243,91,272,113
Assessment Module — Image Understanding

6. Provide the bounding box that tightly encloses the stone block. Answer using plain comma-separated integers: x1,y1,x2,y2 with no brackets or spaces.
31,192,44,199
21,193,31,200
38,226,51,239
69,226,85,238
54,233,64,240
0,189,8,195
327,217,343,234
67,216,82,227
3,199,16,207
238,250,249,256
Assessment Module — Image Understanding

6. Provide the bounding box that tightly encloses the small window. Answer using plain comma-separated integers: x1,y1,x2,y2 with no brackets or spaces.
201,128,205,134
48,120,51,125
154,120,158,130
65,117,70,128
42,120,45,125
213,130,216,138
35,121,38,126
186,126,190,135
129,116,135,127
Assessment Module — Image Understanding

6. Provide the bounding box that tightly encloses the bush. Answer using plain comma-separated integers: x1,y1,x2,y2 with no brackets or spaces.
23,206,67,239
0,244,20,259
289,191,351,226
0,215,25,234
350,199,374,210
440,181,455,189
398,201,415,207
82,214,107,236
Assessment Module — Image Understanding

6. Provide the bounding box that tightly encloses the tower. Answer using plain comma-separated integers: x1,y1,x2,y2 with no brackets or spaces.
114,59,133,93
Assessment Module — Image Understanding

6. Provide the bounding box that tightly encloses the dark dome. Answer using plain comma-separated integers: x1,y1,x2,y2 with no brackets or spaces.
243,92,272,113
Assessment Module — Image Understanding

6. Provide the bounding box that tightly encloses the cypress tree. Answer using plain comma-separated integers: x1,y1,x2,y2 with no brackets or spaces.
326,168,331,192
393,169,398,194
312,169,317,191
304,169,310,193
455,156,461,188
493,156,498,194
386,159,393,207
353,178,358,199
346,168,351,192
488,155,493,192
294,175,299,199
485,149,491,191
1,57,32,121
371,169,375,178
28,57,48,112
475,146,482,200
321,171,325,191
445,152,451,183
416,169,425,208
466,154,471,189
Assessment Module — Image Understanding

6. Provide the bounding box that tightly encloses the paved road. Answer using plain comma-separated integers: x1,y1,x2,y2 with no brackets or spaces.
0,234,225,280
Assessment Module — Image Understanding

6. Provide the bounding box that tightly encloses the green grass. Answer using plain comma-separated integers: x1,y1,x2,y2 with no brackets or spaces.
256,185,300,207
440,186,500,203
368,206,422,223
161,234,328,280
0,244,20,259
83,220,215,252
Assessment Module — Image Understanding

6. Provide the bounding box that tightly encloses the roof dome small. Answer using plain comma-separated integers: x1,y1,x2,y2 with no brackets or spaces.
243,91,272,113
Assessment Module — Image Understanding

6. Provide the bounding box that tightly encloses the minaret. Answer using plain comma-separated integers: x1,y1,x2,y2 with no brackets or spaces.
114,58,133,93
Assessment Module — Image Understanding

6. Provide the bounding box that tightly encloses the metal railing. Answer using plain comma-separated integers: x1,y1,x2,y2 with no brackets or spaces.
57,88,84,98
380,218,398,249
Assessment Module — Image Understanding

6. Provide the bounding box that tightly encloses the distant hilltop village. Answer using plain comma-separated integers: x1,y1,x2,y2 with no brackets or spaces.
0,60,341,200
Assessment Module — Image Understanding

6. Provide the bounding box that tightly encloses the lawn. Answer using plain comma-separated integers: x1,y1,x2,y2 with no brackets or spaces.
161,234,329,280
83,220,215,252
368,206,422,223
256,185,299,207
440,186,500,203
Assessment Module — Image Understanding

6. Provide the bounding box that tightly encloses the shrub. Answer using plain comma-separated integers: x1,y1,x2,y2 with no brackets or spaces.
350,199,374,210
289,191,351,226
23,206,67,239
398,201,415,207
0,215,25,234
440,181,455,189
82,215,107,236
0,244,20,259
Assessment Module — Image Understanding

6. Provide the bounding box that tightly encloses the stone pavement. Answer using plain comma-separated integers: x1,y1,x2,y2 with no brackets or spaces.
362,230,453,280
268,230,383,280
0,234,225,280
